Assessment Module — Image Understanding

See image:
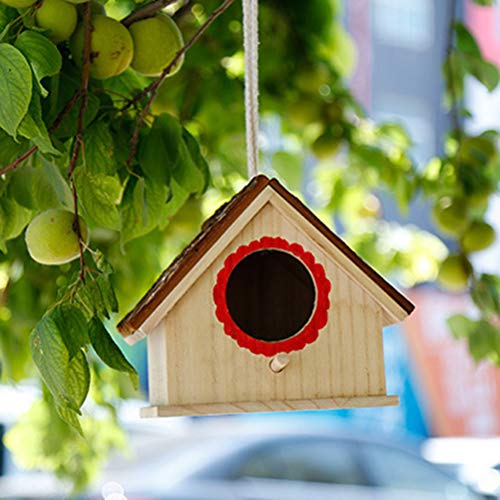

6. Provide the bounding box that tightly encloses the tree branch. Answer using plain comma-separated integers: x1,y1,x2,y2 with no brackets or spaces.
445,0,463,140
125,0,235,167
49,89,82,134
0,145,38,177
67,2,92,283
121,0,178,27
0,88,82,178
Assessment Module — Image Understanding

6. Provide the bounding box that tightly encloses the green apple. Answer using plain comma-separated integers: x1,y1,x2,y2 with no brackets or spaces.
311,131,341,159
432,197,468,236
36,0,77,43
294,63,330,94
129,13,184,77
71,15,133,79
25,209,89,266
437,254,472,292
462,220,496,253
286,99,321,127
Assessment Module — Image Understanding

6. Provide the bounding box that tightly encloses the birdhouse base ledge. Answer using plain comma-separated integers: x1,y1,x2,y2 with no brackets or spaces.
140,395,399,418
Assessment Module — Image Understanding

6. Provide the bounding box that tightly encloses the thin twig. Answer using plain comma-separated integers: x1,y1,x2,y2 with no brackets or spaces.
49,89,82,133
173,0,193,20
121,0,178,26
67,2,92,283
0,145,38,177
125,0,235,167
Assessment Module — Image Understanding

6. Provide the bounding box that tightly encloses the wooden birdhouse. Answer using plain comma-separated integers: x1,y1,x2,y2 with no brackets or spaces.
117,175,415,418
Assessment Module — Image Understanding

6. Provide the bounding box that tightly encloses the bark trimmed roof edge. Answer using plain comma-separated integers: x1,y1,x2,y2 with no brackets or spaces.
117,175,415,339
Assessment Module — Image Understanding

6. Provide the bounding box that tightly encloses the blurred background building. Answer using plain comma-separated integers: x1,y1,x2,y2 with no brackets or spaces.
343,0,500,439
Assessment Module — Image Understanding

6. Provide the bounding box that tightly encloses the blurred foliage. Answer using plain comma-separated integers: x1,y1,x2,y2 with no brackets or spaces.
0,0,499,491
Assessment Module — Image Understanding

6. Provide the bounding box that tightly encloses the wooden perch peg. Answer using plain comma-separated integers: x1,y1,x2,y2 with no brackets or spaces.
269,353,290,373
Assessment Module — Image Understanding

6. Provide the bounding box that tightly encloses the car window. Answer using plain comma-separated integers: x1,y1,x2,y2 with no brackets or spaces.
236,439,368,486
361,443,479,497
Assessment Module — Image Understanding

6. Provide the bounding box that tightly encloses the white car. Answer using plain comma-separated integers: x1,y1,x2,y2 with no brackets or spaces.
95,422,490,500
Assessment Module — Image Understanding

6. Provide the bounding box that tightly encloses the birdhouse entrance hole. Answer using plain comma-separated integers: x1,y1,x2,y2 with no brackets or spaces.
225,249,316,342
213,236,331,356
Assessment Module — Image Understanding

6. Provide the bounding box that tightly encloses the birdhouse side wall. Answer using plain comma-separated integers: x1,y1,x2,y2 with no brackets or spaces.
147,201,390,406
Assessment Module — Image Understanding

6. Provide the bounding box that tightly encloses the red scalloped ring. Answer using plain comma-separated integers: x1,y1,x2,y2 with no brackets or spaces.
213,236,331,356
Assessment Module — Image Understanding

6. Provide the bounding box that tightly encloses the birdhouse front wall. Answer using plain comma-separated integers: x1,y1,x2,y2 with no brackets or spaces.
147,199,393,408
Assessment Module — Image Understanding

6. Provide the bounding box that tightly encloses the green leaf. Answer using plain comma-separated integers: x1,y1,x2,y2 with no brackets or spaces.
92,249,113,275
53,87,99,139
182,128,210,193
471,274,500,317
120,177,145,244
442,52,465,106
31,313,90,412
18,89,59,154
447,314,476,339
74,168,122,230
75,272,118,320
139,116,175,186
88,317,138,389
0,196,32,245
174,128,206,194
456,136,496,168
76,278,107,319
455,23,481,57
158,178,190,230
0,43,32,137
467,320,499,362
96,274,118,315
466,56,499,91
0,5,17,35
35,157,73,209
55,404,83,436
0,129,28,167
67,350,91,408
139,115,209,195
82,121,116,175
120,176,169,244
102,68,149,103
14,31,62,98
51,303,89,360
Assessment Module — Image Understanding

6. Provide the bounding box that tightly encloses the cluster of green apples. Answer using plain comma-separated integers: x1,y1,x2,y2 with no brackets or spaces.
432,197,496,291
71,11,185,79
1,0,184,79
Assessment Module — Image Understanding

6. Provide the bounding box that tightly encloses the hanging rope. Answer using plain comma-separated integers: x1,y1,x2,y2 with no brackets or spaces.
242,0,259,178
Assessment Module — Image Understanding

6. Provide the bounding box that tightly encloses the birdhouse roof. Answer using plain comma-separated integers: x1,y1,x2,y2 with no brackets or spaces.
117,175,414,344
